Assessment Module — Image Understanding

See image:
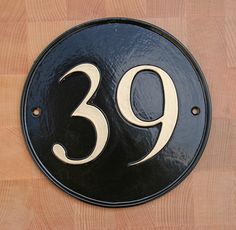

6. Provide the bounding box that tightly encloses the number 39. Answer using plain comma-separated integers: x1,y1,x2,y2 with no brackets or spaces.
52,63,178,166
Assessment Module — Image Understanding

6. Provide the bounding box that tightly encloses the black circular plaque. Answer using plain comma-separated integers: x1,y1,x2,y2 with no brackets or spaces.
21,18,211,207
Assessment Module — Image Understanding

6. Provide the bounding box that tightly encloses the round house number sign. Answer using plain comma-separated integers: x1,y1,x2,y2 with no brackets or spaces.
21,18,211,207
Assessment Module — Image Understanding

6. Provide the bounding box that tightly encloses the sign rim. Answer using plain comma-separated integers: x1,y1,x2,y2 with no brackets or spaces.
21,17,212,207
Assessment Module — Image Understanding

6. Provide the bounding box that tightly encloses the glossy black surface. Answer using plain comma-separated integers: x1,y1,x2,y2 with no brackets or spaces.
21,18,211,207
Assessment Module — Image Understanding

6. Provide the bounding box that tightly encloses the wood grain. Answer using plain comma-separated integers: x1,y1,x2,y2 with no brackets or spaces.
0,0,235,229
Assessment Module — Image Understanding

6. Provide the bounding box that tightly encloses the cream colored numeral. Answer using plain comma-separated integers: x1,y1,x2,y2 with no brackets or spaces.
117,65,178,166
52,63,109,164
53,64,178,166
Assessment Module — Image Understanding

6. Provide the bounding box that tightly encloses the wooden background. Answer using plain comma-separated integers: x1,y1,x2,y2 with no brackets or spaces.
0,0,235,229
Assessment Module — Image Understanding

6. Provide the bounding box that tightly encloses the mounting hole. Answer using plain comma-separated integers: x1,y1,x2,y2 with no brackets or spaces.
191,106,200,116
32,107,41,117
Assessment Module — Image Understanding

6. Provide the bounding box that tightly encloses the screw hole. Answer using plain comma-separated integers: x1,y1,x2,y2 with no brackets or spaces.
32,107,41,117
191,106,200,116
